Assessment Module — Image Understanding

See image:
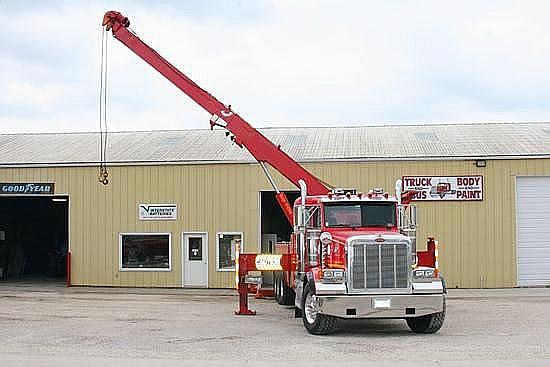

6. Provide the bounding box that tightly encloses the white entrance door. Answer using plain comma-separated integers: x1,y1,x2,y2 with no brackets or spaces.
516,177,550,286
182,232,208,287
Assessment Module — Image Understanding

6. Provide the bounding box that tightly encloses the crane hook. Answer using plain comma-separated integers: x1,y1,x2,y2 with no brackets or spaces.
98,168,109,186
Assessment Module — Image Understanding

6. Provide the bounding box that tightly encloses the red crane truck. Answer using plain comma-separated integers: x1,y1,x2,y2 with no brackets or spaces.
102,11,446,335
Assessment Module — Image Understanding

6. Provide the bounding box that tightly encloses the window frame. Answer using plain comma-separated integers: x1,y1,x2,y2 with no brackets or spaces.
215,231,243,272
294,205,322,229
323,202,397,228
305,205,322,229
119,232,172,272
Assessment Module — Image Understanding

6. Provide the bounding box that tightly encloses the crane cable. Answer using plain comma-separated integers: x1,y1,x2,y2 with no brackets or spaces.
98,27,109,185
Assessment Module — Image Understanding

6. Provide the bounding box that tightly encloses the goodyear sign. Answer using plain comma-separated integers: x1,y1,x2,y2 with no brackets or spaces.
403,176,483,201
0,183,55,195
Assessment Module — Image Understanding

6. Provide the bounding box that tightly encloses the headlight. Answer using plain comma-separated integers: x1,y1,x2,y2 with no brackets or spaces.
413,268,435,279
321,269,345,283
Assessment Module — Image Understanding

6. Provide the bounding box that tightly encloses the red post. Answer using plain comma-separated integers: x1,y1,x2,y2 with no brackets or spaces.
235,253,296,315
235,277,256,315
235,252,256,315
66,251,71,287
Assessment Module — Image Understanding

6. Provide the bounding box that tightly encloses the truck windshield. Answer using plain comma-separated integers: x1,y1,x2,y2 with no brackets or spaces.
324,202,396,228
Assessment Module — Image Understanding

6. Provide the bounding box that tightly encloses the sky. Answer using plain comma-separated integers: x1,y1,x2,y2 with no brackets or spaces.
1,0,550,133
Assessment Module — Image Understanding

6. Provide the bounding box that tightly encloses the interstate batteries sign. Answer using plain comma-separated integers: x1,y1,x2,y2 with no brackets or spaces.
402,176,483,201
138,204,177,220
0,183,55,195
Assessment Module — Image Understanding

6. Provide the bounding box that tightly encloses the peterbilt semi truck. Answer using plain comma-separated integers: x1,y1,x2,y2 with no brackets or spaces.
274,183,446,334
102,11,446,335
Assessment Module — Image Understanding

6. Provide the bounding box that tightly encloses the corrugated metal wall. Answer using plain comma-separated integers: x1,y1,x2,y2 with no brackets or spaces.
1,158,549,288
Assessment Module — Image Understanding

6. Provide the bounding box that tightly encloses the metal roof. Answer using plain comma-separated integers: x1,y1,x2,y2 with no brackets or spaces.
1,122,549,167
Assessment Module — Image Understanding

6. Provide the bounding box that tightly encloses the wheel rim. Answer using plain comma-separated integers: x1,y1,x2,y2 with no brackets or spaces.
304,292,318,324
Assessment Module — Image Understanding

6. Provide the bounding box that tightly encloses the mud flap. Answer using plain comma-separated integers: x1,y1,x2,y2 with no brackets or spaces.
294,273,305,309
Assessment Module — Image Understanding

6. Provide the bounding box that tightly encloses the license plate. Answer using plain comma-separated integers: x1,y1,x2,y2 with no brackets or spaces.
373,298,391,309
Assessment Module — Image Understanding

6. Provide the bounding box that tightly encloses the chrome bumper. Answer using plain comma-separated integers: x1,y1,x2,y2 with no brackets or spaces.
316,293,445,319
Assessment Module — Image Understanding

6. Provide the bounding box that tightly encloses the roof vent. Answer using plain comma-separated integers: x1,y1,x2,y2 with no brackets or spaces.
160,137,186,145
414,132,439,142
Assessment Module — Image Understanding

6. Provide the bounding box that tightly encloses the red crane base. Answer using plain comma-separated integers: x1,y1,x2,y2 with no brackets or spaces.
235,281,256,315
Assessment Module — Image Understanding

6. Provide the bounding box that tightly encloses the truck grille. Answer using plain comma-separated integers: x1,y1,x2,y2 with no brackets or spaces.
349,240,409,291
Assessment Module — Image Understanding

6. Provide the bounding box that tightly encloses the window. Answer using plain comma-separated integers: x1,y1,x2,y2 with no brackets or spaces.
324,202,396,228
188,237,203,261
293,206,322,229
364,203,396,226
216,232,242,271
119,233,171,271
325,204,362,227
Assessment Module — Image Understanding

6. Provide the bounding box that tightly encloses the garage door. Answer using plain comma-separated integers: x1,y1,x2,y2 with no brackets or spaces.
516,176,550,286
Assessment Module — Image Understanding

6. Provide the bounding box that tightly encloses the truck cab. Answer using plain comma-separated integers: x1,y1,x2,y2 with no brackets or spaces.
276,183,446,335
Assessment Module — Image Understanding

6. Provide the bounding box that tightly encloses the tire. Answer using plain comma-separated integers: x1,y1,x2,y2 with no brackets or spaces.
275,272,295,306
406,297,446,334
274,272,281,303
301,282,337,335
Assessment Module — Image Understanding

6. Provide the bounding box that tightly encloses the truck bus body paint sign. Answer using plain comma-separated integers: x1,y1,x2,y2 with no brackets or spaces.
402,176,483,201
0,183,55,195
138,204,177,220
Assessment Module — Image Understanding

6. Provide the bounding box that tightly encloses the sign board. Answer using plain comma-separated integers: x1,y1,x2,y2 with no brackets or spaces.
402,176,483,201
254,254,283,271
0,183,55,195
138,204,177,220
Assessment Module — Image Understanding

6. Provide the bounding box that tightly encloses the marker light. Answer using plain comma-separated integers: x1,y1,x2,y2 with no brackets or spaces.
413,267,436,279
321,269,345,283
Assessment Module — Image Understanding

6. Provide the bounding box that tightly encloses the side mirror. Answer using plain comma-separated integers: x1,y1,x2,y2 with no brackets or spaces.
410,204,418,228
296,205,306,228
397,204,404,229
395,179,402,205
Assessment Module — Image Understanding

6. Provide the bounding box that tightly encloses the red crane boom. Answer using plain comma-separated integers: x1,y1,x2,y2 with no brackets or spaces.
102,11,330,223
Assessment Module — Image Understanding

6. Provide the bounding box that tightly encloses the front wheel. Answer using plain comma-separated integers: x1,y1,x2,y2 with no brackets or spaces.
301,282,337,335
406,298,446,333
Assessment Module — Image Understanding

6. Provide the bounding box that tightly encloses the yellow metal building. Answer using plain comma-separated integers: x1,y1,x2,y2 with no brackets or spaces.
0,123,549,288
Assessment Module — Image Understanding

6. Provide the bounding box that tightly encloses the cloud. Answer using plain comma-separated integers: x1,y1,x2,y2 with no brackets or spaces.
5,81,68,108
1,0,550,134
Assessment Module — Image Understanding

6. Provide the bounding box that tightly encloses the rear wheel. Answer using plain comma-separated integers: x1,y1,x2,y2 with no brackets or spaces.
274,272,295,306
406,297,446,333
274,272,283,304
301,282,337,335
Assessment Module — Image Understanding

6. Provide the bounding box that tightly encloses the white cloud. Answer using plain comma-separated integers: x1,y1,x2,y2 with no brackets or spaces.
5,81,68,107
1,1,550,134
